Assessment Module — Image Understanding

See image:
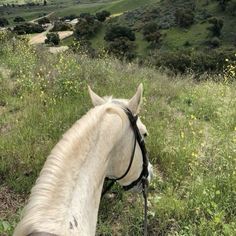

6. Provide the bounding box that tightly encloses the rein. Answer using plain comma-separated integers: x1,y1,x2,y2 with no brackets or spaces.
102,107,149,236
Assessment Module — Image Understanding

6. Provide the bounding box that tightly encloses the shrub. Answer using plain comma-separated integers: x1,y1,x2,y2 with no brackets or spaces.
210,37,221,48
104,25,135,42
37,17,50,25
13,16,25,23
70,39,96,57
62,15,78,21
208,17,224,37
50,21,71,32
147,49,235,74
96,10,111,22
217,0,231,11
143,22,162,46
175,8,194,28
45,32,60,45
0,17,9,27
13,23,44,35
106,37,136,60
74,16,101,40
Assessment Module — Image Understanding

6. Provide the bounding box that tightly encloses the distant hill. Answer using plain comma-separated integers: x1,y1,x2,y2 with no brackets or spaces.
1,0,235,73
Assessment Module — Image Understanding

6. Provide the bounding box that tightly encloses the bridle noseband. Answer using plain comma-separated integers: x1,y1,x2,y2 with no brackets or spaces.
102,106,149,236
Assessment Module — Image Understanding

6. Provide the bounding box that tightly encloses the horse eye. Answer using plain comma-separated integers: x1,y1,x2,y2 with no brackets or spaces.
143,133,147,137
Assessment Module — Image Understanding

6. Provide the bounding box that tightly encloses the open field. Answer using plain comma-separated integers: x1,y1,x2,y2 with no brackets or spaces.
0,34,236,235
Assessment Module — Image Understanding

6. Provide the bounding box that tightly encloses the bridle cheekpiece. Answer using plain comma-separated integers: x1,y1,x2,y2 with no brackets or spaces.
102,106,149,236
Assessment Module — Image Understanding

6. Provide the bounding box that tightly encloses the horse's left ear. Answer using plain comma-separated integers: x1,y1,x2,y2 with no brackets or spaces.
128,83,143,114
88,86,105,107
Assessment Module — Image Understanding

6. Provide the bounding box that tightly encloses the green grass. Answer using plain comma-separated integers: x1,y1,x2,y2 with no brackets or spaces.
1,0,159,22
163,22,209,50
0,33,236,235
60,35,75,46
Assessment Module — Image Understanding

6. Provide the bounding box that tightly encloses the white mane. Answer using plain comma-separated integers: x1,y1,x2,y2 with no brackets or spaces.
14,84,149,236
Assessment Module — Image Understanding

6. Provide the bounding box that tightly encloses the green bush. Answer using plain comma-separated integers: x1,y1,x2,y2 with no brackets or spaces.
13,23,44,35
105,37,136,60
175,8,195,28
104,25,135,42
0,17,9,27
210,37,221,48
143,22,162,46
96,10,111,22
147,49,235,74
217,0,231,11
45,32,60,45
13,16,25,23
74,15,101,40
50,21,71,32
37,17,50,25
208,17,224,37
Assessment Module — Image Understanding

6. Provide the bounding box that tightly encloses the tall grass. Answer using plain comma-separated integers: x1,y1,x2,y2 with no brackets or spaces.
0,33,236,235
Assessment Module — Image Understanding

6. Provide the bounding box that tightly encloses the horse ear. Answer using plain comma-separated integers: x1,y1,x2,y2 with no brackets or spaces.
128,83,143,114
88,86,105,107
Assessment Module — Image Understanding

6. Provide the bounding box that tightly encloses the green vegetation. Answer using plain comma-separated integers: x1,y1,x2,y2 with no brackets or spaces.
45,32,60,45
1,0,235,73
0,32,236,235
0,17,9,27
12,22,44,34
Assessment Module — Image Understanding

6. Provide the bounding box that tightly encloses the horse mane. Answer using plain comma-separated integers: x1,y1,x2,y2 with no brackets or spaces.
14,102,127,236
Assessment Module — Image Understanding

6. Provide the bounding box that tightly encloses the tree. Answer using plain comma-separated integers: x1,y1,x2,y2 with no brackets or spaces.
175,8,194,28
74,15,101,40
43,0,47,6
217,0,231,11
13,23,44,35
208,17,224,37
45,33,60,45
104,26,136,60
38,17,50,25
143,22,162,46
95,10,110,22
50,21,71,32
14,16,25,23
0,17,9,27
104,25,135,41
106,37,136,60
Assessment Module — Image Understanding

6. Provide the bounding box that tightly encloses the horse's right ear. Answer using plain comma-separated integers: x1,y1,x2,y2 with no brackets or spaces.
88,86,105,107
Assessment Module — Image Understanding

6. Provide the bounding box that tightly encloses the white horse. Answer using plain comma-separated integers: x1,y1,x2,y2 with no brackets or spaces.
14,84,152,236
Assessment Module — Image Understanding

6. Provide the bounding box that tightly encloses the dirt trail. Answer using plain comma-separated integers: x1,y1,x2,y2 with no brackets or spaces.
29,28,73,45
29,11,55,23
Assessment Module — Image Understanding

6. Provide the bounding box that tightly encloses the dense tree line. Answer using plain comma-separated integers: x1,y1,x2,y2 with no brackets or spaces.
13,23,44,35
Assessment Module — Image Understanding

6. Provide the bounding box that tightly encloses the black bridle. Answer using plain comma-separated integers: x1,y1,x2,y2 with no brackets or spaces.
101,107,149,236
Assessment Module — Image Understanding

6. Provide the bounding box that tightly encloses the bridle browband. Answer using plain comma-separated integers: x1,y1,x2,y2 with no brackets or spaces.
102,106,149,236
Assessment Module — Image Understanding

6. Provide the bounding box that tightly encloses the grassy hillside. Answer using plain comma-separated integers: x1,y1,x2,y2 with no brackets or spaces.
90,0,236,52
1,0,235,69
1,0,159,23
0,32,236,235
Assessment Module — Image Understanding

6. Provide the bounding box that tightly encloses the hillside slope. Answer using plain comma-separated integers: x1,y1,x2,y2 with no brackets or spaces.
0,33,236,235
94,0,236,52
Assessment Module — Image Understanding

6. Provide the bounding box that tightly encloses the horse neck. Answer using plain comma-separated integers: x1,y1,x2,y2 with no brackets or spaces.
14,106,125,236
